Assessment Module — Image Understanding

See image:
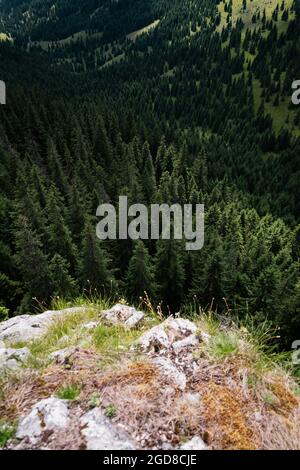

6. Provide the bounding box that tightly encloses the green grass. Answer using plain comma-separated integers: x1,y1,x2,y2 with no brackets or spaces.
217,0,294,32
0,33,13,42
57,383,81,400
104,404,117,419
126,20,160,42
0,420,15,448
5,297,150,371
35,30,103,51
88,392,101,409
92,324,142,367
209,331,239,358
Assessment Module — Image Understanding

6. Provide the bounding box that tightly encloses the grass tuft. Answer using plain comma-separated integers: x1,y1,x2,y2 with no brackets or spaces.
0,420,15,448
57,383,81,400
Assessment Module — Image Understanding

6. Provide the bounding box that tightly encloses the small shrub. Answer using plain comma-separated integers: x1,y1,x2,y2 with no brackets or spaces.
57,384,81,400
0,306,9,322
105,404,117,418
88,392,101,409
0,420,15,448
209,331,239,358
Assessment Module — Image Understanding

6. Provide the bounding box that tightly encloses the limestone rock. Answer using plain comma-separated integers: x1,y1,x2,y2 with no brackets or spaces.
0,307,91,344
0,347,31,372
137,316,198,353
101,304,144,329
48,347,77,365
16,397,70,441
180,436,208,450
80,408,134,450
136,324,171,352
172,334,199,353
153,357,187,391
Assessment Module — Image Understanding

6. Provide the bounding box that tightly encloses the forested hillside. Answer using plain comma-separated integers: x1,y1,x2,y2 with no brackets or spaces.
0,0,299,348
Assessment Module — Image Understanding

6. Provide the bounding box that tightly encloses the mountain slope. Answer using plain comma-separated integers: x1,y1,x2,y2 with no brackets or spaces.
0,1,299,347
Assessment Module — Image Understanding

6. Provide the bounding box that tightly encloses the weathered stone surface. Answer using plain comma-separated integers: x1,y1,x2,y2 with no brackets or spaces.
172,334,199,353
153,357,187,391
80,408,135,450
164,317,197,337
48,347,77,365
0,307,91,344
136,324,171,352
137,317,198,353
0,347,31,372
16,397,70,441
180,436,208,450
101,304,144,329
182,392,201,406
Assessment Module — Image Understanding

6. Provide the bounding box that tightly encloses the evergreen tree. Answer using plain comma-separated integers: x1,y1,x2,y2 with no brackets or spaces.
80,219,113,293
125,240,156,301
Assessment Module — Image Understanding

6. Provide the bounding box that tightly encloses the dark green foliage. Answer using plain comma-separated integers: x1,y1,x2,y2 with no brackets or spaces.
125,240,156,301
0,0,299,348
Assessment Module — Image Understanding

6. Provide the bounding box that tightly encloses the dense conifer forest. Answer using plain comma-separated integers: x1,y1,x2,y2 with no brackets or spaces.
0,0,299,348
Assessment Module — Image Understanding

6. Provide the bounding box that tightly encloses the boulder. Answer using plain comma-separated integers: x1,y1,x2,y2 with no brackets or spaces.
0,307,91,344
164,317,198,337
153,357,187,391
16,397,70,441
101,304,144,329
80,408,134,450
137,316,198,353
136,324,171,352
180,436,208,450
0,347,31,372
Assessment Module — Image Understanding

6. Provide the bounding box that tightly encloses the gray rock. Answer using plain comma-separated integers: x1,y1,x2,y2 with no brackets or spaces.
182,393,201,406
153,357,187,391
48,347,76,365
172,334,199,353
101,304,144,329
163,317,198,337
80,408,134,450
0,307,91,344
16,397,70,441
137,325,171,352
0,347,31,372
180,436,208,450
137,317,198,353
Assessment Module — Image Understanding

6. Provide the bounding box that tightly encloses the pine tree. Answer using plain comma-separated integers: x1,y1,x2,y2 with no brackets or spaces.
49,254,78,299
80,219,113,293
155,239,185,313
14,216,51,312
45,185,78,274
125,240,156,301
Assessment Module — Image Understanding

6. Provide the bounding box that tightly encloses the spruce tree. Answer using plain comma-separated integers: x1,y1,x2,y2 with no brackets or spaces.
80,219,113,294
125,240,156,302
